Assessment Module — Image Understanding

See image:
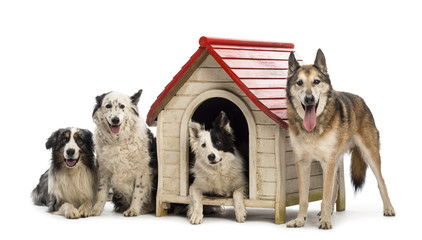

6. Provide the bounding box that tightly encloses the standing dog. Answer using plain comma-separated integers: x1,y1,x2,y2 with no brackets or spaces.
286,49,395,229
188,111,247,224
32,128,97,219
89,89,157,217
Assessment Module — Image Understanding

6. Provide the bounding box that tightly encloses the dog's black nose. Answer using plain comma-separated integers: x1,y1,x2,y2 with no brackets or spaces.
66,148,75,157
208,153,216,161
111,117,120,125
304,95,315,105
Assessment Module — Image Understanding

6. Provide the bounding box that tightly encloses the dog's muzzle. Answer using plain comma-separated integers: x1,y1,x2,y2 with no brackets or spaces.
64,148,80,168
207,153,221,165
109,117,121,134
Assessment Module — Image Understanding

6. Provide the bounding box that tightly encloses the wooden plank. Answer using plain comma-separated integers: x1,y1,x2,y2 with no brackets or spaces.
211,44,294,52
191,68,232,82
156,112,167,216
163,164,179,178
272,109,288,120
160,195,276,209
161,109,184,123
257,167,277,182
275,126,287,224
286,175,323,194
177,82,246,97
165,95,195,109
162,136,180,151
241,96,260,111
163,122,180,137
250,89,286,99
286,188,323,207
252,111,275,125
232,69,288,79
285,151,295,166
257,153,276,168
256,124,276,139
163,178,180,195
200,54,220,68
257,139,275,153
163,150,179,164
214,48,291,60
286,162,323,180
223,59,289,69
241,79,287,88
259,99,287,109
260,182,276,197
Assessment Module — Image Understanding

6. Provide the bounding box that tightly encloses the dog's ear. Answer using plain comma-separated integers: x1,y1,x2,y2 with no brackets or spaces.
46,130,60,150
313,49,327,75
288,51,300,78
92,92,108,117
131,89,143,106
213,111,232,134
80,129,95,154
189,120,203,140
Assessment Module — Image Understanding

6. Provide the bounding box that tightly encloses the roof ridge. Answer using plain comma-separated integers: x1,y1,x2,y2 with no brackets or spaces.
199,36,295,49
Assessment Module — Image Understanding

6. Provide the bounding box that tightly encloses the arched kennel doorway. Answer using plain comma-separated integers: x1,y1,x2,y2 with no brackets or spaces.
179,90,257,199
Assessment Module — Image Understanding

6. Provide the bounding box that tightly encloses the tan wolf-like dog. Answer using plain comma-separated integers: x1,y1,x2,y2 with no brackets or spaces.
285,49,395,229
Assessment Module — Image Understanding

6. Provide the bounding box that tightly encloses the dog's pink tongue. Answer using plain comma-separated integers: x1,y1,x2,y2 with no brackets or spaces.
303,105,317,132
110,125,120,134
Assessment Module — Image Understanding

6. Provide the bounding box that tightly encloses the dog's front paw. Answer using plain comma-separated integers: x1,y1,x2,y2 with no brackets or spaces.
78,204,91,218
88,207,103,216
188,211,203,224
286,218,306,228
384,207,396,217
123,208,140,217
235,208,247,223
318,220,332,230
65,207,81,219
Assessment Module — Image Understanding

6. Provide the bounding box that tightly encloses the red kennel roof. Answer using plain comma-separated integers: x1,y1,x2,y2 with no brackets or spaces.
146,37,301,129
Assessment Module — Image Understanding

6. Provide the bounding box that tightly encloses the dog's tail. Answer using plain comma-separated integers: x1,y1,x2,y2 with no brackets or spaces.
31,170,49,206
350,146,368,192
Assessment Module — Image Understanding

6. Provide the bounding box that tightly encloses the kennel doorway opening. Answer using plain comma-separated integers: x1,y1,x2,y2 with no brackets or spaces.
179,90,257,200
190,97,249,193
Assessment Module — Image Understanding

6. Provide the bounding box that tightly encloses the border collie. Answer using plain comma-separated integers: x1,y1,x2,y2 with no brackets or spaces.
89,89,157,217
32,128,97,219
188,111,247,224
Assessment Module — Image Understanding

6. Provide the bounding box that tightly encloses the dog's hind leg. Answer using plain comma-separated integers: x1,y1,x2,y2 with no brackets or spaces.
233,186,247,223
187,185,203,224
286,158,311,228
354,135,395,216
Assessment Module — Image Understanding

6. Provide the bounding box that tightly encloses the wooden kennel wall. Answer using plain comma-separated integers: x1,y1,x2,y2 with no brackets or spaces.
146,37,345,224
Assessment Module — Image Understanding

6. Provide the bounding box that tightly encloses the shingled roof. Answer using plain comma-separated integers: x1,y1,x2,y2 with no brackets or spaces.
146,36,301,129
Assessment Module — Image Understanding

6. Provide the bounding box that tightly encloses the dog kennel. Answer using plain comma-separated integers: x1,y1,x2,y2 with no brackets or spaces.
146,37,345,224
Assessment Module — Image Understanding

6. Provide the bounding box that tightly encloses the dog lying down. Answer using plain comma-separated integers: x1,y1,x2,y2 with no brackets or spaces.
188,111,248,224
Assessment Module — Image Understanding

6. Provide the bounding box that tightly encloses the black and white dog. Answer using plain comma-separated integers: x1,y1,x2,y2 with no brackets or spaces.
89,89,157,217
32,128,98,219
188,111,247,224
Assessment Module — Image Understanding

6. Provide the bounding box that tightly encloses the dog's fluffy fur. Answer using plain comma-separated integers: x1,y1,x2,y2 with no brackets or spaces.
285,49,395,229
32,128,98,219
188,111,247,224
90,89,157,217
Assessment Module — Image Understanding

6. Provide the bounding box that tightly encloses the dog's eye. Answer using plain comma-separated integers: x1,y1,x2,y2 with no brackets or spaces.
201,143,206,148
120,104,125,109
296,80,303,86
105,104,112,109
313,80,321,85
216,141,222,145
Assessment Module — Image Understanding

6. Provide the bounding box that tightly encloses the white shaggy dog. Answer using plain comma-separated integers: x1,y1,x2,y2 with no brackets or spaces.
188,111,247,224
89,89,157,217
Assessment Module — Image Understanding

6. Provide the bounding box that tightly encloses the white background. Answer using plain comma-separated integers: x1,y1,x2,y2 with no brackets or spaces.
1,0,420,239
